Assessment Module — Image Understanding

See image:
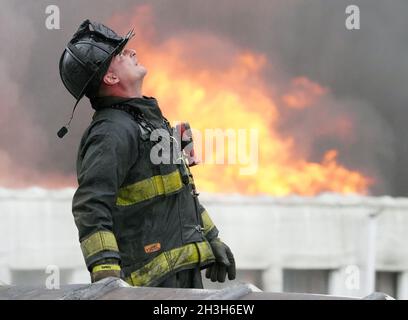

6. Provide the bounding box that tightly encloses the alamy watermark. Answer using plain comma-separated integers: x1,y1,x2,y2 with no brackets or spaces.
345,5,360,30
149,126,259,175
45,5,60,30
45,265,60,289
345,265,360,290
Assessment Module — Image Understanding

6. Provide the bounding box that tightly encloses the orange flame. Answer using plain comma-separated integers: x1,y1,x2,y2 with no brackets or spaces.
109,6,371,196
282,77,328,109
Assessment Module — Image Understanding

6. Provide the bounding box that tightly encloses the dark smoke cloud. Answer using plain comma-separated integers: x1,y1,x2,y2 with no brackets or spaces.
2,0,407,195
0,1,49,179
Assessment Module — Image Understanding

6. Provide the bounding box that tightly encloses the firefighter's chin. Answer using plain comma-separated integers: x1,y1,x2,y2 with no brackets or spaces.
135,64,147,78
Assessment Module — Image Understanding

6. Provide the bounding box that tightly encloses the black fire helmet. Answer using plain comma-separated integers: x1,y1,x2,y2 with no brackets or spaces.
58,19,134,138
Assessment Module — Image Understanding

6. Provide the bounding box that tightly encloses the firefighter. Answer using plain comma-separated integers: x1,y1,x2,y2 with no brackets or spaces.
58,20,236,288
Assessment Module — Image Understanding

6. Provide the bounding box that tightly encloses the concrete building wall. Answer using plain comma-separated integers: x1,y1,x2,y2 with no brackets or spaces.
1,188,407,298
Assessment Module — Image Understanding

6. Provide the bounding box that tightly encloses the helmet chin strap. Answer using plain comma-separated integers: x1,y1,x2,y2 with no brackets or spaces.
57,99,80,138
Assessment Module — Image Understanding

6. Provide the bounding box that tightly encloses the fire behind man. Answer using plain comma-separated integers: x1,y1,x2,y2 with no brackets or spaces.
58,20,235,288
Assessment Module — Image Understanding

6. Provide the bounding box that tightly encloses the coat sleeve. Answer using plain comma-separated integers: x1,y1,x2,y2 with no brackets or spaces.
72,123,137,270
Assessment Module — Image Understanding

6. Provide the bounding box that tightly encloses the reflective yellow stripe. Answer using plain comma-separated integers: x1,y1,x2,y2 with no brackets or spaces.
80,231,119,259
116,170,184,206
125,241,215,287
201,210,216,236
92,264,121,273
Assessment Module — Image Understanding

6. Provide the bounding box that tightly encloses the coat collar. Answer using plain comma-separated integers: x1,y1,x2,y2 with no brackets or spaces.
90,95,165,128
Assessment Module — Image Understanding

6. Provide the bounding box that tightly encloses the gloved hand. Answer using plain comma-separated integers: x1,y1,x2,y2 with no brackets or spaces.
205,238,236,283
90,259,121,283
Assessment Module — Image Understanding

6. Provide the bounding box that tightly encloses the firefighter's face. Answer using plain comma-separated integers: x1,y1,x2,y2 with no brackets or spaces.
105,48,147,86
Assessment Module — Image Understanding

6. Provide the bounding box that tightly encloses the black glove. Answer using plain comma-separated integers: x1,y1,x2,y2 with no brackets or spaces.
205,238,236,283
90,258,121,283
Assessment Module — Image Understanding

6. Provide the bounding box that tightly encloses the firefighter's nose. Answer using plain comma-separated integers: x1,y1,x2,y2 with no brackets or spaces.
128,49,137,57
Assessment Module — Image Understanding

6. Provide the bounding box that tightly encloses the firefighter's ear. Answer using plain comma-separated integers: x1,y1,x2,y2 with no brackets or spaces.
103,72,120,86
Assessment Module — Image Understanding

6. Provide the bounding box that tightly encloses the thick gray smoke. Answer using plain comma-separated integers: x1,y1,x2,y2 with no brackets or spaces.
1,0,407,195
